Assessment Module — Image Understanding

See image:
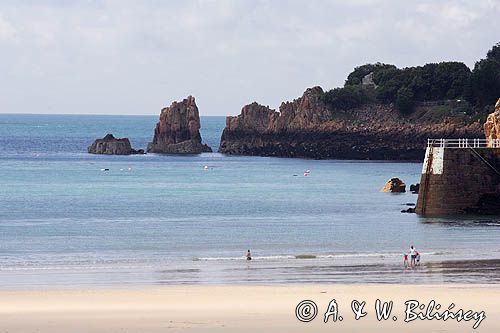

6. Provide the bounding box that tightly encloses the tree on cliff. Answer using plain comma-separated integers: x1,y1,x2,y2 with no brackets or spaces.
470,43,500,107
343,61,471,110
345,63,396,86
323,42,499,114
395,87,414,114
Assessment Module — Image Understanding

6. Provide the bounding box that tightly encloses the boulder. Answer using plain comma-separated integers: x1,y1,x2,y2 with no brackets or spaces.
410,183,420,194
381,177,406,193
88,134,144,155
484,98,500,145
147,96,212,154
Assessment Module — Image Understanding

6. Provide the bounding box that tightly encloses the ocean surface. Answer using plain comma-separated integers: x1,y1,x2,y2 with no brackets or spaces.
1,114,500,288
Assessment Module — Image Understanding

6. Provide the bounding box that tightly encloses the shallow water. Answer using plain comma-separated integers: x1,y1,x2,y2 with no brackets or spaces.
1,114,499,287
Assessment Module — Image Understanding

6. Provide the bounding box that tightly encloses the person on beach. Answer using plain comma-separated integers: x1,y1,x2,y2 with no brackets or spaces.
416,251,421,266
246,249,252,261
410,245,417,267
403,253,409,269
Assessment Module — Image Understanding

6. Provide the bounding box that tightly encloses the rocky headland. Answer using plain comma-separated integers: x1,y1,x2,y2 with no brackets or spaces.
219,87,483,160
88,134,144,155
147,96,212,154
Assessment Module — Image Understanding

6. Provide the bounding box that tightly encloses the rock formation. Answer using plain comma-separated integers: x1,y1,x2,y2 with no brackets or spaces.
381,178,406,193
147,96,212,154
88,134,144,155
484,98,500,145
219,87,483,160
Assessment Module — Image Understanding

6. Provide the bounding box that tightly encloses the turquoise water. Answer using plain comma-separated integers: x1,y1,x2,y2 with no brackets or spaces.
1,114,500,287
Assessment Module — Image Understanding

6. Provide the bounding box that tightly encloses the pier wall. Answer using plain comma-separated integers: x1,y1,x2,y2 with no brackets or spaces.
416,147,500,216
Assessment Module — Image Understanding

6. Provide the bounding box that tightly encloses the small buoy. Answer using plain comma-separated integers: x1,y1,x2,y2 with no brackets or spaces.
120,168,124,171
127,167,132,171
304,172,308,176
203,165,209,170
305,169,311,174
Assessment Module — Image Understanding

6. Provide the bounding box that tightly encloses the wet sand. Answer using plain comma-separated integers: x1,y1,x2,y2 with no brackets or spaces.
0,284,498,332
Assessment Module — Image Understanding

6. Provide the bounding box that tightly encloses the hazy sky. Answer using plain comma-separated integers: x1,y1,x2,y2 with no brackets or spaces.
0,0,499,116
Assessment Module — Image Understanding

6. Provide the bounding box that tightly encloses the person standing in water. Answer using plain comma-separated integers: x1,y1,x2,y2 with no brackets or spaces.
246,249,252,261
410,245,417,267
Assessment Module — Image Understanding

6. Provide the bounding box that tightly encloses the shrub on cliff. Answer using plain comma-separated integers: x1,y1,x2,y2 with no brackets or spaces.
321,86,372,110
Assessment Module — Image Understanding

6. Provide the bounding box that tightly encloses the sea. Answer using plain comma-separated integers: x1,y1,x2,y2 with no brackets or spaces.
1,114,500,288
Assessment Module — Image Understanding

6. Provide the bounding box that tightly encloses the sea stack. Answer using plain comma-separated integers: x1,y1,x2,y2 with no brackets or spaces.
147,96,212,154
88,134,144,155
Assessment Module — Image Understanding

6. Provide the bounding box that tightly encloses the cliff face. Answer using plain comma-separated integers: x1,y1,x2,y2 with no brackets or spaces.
219,87,484,160
88,134,144,155
484,98,500,143
147,96,212,154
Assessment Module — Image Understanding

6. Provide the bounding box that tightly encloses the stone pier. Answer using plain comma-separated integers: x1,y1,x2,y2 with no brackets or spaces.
415,139,500,216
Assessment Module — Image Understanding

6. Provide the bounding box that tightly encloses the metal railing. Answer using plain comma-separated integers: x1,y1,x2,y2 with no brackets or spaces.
427,138,500,148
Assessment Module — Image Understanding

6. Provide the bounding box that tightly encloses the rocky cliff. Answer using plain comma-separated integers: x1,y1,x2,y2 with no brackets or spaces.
88,134,144,155
147,96,212,154
484,98,500,143
219,87,484,160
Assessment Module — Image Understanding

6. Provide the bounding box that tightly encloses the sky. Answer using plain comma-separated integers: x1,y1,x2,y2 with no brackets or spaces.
0,0,499,116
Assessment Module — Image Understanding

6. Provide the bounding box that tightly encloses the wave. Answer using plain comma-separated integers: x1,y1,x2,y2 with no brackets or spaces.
192,251,442,262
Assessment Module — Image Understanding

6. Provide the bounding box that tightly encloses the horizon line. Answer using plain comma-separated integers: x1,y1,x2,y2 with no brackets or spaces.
0,112,230,117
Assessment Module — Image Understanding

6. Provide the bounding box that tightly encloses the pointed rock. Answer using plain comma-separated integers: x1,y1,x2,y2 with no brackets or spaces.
147,96,212,154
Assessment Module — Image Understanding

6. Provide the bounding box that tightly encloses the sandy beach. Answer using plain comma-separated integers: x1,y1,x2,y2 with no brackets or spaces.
0,284,498,332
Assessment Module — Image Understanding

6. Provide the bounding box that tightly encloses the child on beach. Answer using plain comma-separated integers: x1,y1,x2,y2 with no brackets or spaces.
416,251,421,266
403,253,409,269
246,250,252,261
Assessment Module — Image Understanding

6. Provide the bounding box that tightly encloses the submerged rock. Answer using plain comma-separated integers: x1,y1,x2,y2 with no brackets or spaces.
88,134,144,155
147,96,212,154
410,183,420,194
381,177,406,193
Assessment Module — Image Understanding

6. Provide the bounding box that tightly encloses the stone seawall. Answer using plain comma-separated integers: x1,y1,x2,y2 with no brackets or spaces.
416,147,500,216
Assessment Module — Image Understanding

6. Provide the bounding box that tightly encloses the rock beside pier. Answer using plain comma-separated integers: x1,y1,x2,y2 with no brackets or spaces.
381,178,406,193
484,98,500,143
88,134,144,155
147,96,212,154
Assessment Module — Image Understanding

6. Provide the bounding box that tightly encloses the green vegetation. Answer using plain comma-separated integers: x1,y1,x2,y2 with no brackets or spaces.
395,87,414,114
322,42,500,114
321,85,372,110
470,43,500,107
